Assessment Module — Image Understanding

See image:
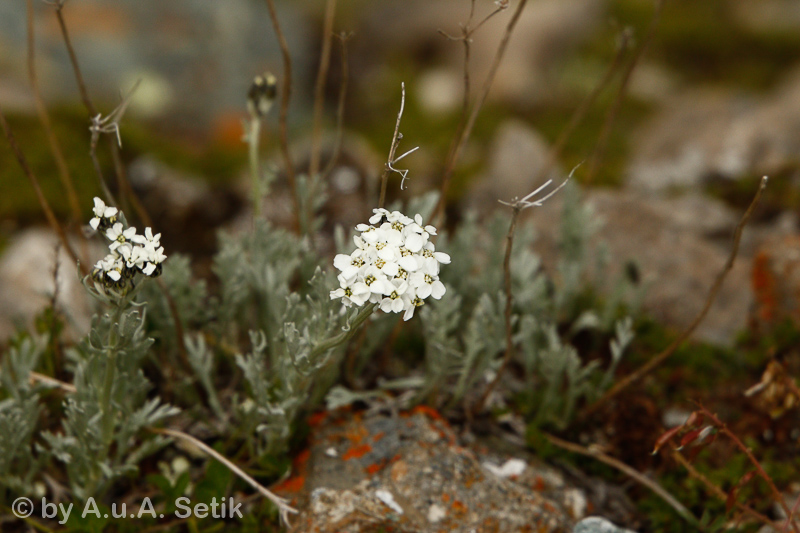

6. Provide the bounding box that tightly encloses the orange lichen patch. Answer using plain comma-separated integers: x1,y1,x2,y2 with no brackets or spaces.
366,463,384,475
275,448,311,494
752,251,777,324
532,475,546,492
344,424,369,445
274,474,305,493
308,411,328,428
451,500,468,517
294,449,311,469
210,111,249,149
372,431,386,442
441,493,451,503
542,501,556,514
342,443,372,460
411,405,446,423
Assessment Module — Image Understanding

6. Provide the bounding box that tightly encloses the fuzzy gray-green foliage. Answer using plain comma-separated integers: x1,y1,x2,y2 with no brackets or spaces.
214,213,356,457
0,336,46,495
43,307,176,500
419,183,636,427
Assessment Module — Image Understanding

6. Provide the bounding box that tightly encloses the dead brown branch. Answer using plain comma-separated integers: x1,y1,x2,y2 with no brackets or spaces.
431,0,528,224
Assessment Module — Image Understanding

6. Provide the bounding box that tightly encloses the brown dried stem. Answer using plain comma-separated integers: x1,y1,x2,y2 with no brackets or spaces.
585,0,664,185
672,450,781,529
264,0,300,233
546,433,698,525
51,0,116,206
533,29,631,186
26,0,81,226
696,404,800,532
0,104,86,277
431,0,528,224
321,32,353,180
378,83,410,209
581,176,768,419
309,0,337,180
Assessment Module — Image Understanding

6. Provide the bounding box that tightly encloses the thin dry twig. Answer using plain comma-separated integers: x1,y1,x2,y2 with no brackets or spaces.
585,0,664,185
533,28,631,186
581,176,769,419
30,371,76,394
149,427,298,526
431,0,528,224
696,404,800,533
50,0,115,204
0,104,86,277
264,0,300,233
378,83,418,208
26,0,82,226
477,171,574,411
546,433,698,525
672,450,782,529
321,32,353,181
309,0,337,180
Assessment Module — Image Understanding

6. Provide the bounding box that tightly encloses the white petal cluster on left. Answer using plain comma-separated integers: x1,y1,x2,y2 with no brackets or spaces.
330,208,450,321
88,197,167,294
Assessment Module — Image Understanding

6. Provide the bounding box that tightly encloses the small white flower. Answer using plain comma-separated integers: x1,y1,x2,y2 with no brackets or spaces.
89,197,118,230
92,197,118,219
380,279,408,314
330,209,448,318
106,223,137,251
132,227,161,247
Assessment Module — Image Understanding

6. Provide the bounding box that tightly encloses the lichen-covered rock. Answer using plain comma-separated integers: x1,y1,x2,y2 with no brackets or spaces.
279,407,574,533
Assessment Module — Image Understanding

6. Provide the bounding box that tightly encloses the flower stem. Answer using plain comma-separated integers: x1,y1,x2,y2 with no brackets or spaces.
310,303,377,359
100,304,124,450
247,118,263,219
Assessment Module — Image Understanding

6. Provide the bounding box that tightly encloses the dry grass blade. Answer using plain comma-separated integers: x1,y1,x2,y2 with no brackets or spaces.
149,427,298,526
546,433,698,525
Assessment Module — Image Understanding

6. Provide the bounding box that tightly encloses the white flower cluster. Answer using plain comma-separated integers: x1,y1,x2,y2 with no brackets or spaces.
89,197,167,291
330,208,450,321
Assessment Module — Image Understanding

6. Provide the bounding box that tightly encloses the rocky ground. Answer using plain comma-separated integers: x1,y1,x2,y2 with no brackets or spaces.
2,1,800,531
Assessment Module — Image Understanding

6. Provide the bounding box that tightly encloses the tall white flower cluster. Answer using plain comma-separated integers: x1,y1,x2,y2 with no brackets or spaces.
89,197,167,293
330,208,450,321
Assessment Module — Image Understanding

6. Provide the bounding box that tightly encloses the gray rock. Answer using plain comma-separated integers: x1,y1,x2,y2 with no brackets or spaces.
574,516,638,533
360,0,606,106
0,228,96,342
629,66,800,193
282,409,573,532
466,119,560,213
1,0,313,125
529,188,765,345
